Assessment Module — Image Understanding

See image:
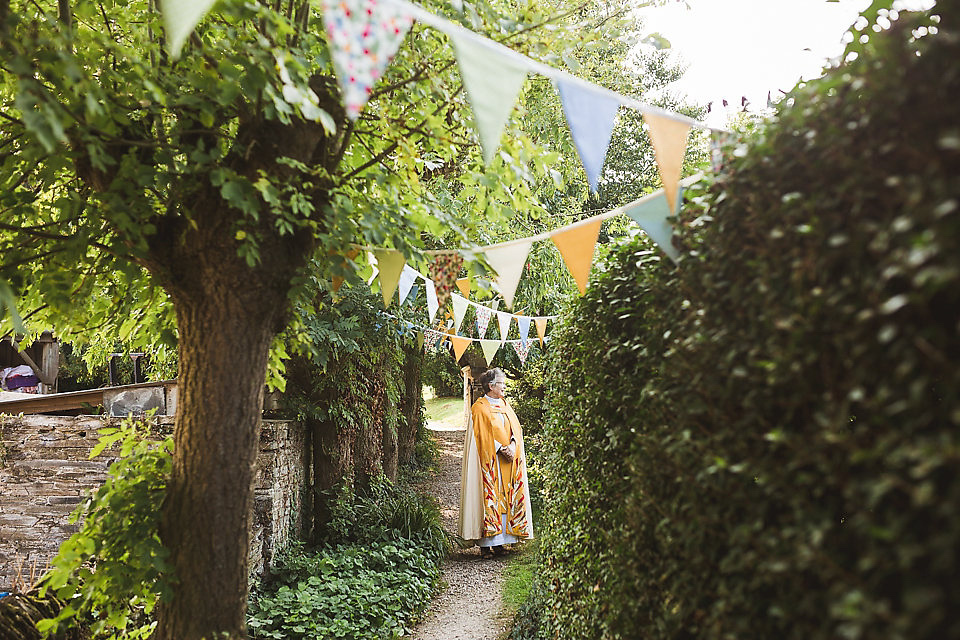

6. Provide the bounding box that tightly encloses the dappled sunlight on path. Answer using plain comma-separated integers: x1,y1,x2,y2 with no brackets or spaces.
410,428,512,640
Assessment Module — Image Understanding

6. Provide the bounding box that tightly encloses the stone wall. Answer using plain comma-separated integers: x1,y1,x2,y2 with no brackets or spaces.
0,414,306,591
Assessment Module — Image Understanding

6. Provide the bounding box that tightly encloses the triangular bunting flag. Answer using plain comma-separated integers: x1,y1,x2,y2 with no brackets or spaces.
497,311,512,343
425,278,439,323
332,248,360,292
322,0,414,120
534,317,548,346
643,113,691,214
452,294,469,334
475,304,494,338
551,217,603,294
512,339,532,366
450,335,472,363
479,339,501,366
374,249,406,306
161,0,217,59
423,329,444,352
451,34,529,165
556,79,621,192
397,265,419,304
416,331,425,351
484,240,532,309
624,188,683,263
516,315,532,348
455,277,471,299
427,252,463,309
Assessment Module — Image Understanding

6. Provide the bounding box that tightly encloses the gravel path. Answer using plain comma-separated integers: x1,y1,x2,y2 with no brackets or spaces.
410,423,512,640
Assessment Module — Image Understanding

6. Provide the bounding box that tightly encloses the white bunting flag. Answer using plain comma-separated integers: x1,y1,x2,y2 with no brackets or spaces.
452,293,469,334
397,265,419,304
512,339,532,365
161,0,217,59
484,240,532,310
497,311,512,343
425,278,439,323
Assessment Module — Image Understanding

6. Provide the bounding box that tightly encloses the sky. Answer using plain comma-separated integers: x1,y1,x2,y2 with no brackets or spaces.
635,0,934,125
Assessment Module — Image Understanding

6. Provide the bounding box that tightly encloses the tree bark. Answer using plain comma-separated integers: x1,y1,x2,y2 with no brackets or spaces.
310,417,351,543
397,344,423,467
156,275,280,639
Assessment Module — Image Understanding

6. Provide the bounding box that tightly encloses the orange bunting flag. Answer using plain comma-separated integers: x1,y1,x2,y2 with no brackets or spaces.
455,277,471,299
332,248,360,293
643,113,691,215
450,335,472,363
551,217,603,294
534,317,548,346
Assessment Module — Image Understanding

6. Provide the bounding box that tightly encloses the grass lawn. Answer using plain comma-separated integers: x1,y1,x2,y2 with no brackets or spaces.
424,394,463,426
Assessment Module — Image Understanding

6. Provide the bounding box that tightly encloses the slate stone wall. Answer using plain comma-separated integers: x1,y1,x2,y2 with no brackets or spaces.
0,414,306,591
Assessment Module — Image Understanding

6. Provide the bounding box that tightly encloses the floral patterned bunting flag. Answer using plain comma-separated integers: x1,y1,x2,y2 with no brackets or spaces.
475,305,494,338
423,329,445,352
512,339,532,365
323,0,414,120
427,252,463,308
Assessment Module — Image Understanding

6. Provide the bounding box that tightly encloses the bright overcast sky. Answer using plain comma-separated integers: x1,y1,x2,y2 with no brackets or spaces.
636,0,935,123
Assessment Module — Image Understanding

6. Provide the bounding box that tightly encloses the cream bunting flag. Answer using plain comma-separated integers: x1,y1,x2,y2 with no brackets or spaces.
475,305,494,338
425,278,439,323
322,0,414,120
484,240,532,309
455,277,471,299
497,311,512,343
452,294,469,333
512,339,532,366
450,335,472,363
643,113,691,215
556,79,621,192
516,315,532,348
374,249,406,306
161,0,217,59
551,217,603,295
479,339,501,366
451,34,529,165
534,317,548,346
624,188,683,263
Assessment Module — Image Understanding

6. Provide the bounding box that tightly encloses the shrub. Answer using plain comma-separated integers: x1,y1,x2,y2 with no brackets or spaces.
529,5,960,639
421,350,462,397
249,477,448,639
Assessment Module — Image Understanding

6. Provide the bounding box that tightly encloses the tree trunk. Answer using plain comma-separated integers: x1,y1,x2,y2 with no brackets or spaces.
397,344,422,467
310,417,351,543
155,280,279,639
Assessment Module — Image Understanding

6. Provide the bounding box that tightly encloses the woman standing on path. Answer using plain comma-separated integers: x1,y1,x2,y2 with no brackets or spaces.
458,368,534,558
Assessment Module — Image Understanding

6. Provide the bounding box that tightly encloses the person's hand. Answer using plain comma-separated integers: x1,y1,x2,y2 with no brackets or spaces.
499,443,516,462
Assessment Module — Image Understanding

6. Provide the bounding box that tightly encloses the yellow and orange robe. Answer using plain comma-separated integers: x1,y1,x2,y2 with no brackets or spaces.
458,396,534,542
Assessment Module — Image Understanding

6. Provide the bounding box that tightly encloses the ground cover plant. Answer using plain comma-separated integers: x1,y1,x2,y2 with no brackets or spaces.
248,478,448,639
524,3,960,639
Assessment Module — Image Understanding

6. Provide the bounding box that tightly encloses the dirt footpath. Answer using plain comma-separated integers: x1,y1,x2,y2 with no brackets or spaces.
410,426,512,640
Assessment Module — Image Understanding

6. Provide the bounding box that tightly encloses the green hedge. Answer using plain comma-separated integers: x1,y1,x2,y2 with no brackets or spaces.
526,6,959,639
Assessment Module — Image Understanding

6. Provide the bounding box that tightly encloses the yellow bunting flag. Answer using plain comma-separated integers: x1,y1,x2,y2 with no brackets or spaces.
374,249,406,307
416,331,425,351
479,339,501,366
450,335,472,363
534,317,548,346
643,113,691,215
456,277,471,299
551,217,603,294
